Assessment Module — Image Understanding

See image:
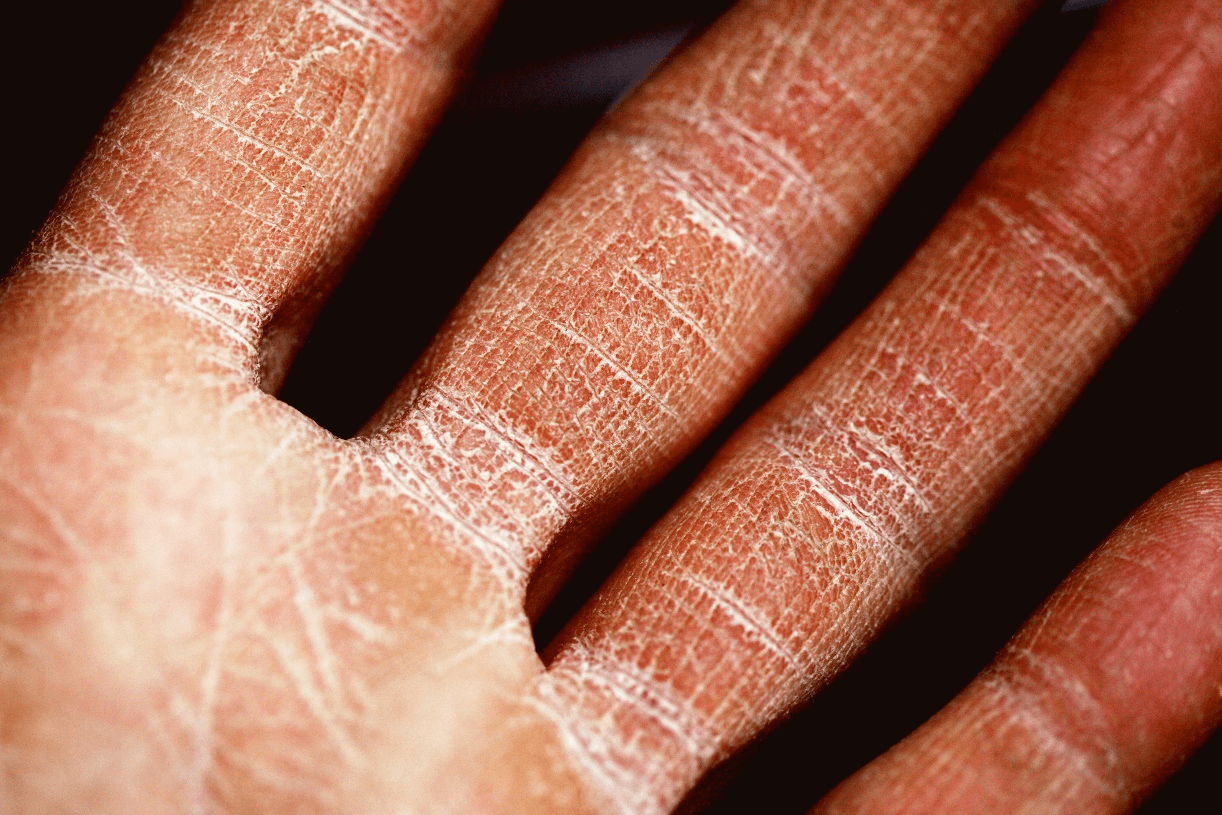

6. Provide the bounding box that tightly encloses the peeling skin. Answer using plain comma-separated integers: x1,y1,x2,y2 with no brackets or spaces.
3,0,1222,814
16,0,494,390
366,0,1041,607
0,305,597,812
540,2,1222,812
0,0,599,811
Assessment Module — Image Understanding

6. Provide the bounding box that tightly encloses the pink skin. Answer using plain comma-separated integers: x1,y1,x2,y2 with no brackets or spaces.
364,0,1042,610
812,463,1222,814
0,0,1219,813
541,2,1222,810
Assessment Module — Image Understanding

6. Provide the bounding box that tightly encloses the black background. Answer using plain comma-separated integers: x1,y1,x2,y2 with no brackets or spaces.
3,1,1218,812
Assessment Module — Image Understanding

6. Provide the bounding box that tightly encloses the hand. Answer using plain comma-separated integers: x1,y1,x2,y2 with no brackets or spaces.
2,1,1220,813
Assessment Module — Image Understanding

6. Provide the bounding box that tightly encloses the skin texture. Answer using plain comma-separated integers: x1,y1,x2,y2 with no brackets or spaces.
365,0,1041,614
0,1,1219,814
812,463,1222,814
540,2,1222,811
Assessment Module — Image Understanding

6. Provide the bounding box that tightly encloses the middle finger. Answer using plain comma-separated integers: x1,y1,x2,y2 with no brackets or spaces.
363,0,1041,601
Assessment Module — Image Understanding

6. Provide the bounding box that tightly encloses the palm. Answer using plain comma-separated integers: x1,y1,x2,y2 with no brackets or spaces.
3,1,1222,814
1,304,569,809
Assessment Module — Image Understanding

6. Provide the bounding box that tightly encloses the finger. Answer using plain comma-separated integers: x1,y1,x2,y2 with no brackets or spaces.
537,1,1222,811
811,463,1222,815
365,0,1042,599
6,0,499,390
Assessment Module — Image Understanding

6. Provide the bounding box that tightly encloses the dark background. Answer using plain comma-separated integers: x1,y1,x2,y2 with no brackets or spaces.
4,1,1218,812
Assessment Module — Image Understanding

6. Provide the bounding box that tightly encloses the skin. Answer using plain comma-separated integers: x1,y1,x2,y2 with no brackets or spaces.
0,1,1219,814
812,464,1222,815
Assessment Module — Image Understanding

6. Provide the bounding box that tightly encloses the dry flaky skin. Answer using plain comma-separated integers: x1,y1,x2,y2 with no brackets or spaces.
0,0,594,811
0,297,593,812
366,0,1041,609
812,463,1222,815
540,1,1222,812
1,2,1221,815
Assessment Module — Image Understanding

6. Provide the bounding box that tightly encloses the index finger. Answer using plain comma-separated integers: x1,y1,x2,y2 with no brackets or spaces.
4,0,501,390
